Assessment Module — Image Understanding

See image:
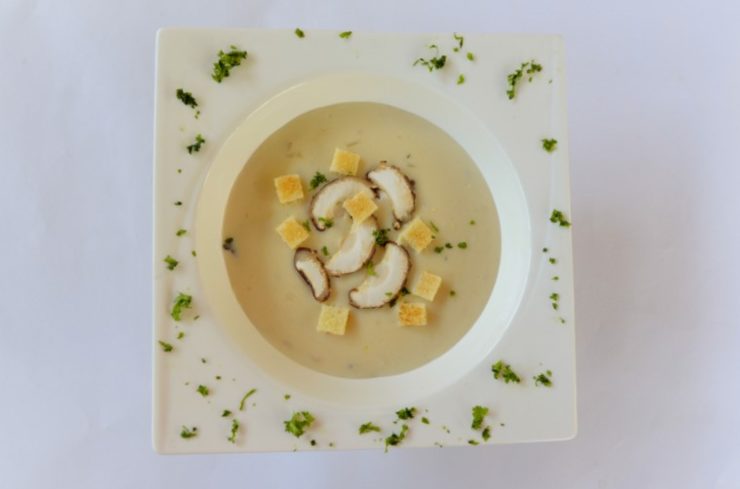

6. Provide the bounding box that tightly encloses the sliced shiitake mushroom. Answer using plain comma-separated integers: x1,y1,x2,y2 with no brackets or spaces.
294,248,331,302
367,162,415,229
348,242,411,309
325,216,378,276
309,176,375,231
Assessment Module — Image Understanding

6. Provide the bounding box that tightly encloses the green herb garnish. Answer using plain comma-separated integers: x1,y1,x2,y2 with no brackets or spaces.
321,246,329,256
552,276,560,281
466,52,475,61
158,340,173,352
550,292,560,310
457,241,468,249
373,228,390,246
450,290,456,296
396,407,417,420
429,221,440,233
542,247,549,253
445,243,453,249
309,171,327,190
284,411,315,438
359,422,381,434
294,28,305,38
171,292,192,321
506,60,543,100
384,424,409,452
434,246,444,254
196,385,209,397
534,370,553,387
222,409,232,417
468,439,479,446
469,219,476,225
302,220,310,231
542,138,558,153
227,419,239,443
318,217,334,228
339,31,352,39
558,317,566,324
222,237,235,253
177,331,185,340
366,262,376,276
164,255,178,270
491,360,521,384
421,417,430,424
414,44,447,72
211,45,248,83
549,209,571,227
453,32,464,52
549,257,557,265
174,201,183,206
482,426,491,441
191,250,197,257
187,134,205,154
176,88,198,109
180,426,197,439
471,405,489,430
176,229,187,237
239,388,257,410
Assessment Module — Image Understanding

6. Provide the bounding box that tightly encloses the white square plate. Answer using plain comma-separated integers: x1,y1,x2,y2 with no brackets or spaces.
153,28,576,454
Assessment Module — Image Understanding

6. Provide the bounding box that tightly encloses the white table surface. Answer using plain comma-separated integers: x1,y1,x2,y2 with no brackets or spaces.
1,0,739,487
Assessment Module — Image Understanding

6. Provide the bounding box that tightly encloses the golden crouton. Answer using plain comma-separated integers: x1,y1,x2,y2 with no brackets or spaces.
398,302,427,326
342,191,377,223
276,216,310,249
330,148,361,176
400,217,434,253
274,174,304,204
317,305,350,335
412,271,442,301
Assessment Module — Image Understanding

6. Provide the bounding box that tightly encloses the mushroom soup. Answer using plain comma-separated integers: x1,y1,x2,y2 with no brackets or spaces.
223,102,501,379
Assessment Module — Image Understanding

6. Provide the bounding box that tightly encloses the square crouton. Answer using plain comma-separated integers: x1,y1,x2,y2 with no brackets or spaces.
317,305,350,335
330,148,361,175
274,174,304,204
400,217,434,253
398,302,427,326
342,191,378,223
412,271,442,301
275,216,309,249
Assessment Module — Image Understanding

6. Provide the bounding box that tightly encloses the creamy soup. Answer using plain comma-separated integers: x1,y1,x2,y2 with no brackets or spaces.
223,102,500,379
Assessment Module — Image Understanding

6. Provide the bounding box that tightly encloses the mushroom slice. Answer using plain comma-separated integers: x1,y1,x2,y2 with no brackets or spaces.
325,217,378,276
294,248,331,302
367,162,415,229
310,176,375,231
349,242,411,309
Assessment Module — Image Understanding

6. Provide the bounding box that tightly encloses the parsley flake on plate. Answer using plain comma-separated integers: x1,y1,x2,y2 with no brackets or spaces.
239,388,257,410
170,293,192,321
284,411,315,438
339,31,352,39
309,171,327,190
471,405,489,430
180,426,197,439
384,424,409,452
542,138,558,153
163,255,178,270
491,360,522,384
158,340,173,352
359,422,381,434
227,419,239,443
506,60,543,100
294,28,305,38
396,407,417,420
452,32,464,52
534,370,554,387
550,209,571,227
175,88,198,109
211,45,248,83
186,134,205,154
414,44,447,72
196,385,209,397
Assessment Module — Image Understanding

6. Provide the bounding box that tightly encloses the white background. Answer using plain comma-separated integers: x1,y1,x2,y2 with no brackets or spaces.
1,0,739,487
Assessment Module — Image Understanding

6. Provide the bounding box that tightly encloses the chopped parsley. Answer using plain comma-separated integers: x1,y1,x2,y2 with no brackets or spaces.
396,407,417,420
180,426,197,439
239,388,257,410
534,370,553,387
471,405,489,430
542,247,549,253
174,201,183,206
175,88,198,109
200,357,207,364
558,317,566,324
468,439,479,446
301,220,310,231
414,44,447,72
321,246,329,256
549,257,557,265
384,424,409,452
452,32,464,52
191,250,197,257
176,229,187,237
450,290,456,297
550,209,571,227
542,138,558,153
222,237,235,253
491,360,521,384
434,246,444,254
158,340,173,352
294,28,305,38
227,419,239,443
550,292,560,310
506,60,543,100
310,439,317,446
318,217,334,228
309,171,327,190
177,331,185,340
196,385,209,397
284,394,291,400
359,422,381,434
552,276,560,281
222,409,232,417
482,426,491,441
187,134,205,154
466,52,475,61
170,293,192,321
163,255,178,270
211,45,248,83
284,411,315,438
421,417,430,424
429,221,440,233
457,74,465,85
373,228,390,246
339,31,352,39
366,262,376,276
469,219,476,225
445,243,453,249
457,242,468,249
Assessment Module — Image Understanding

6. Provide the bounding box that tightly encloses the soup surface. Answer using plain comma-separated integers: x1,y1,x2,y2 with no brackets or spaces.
223,102,500,378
